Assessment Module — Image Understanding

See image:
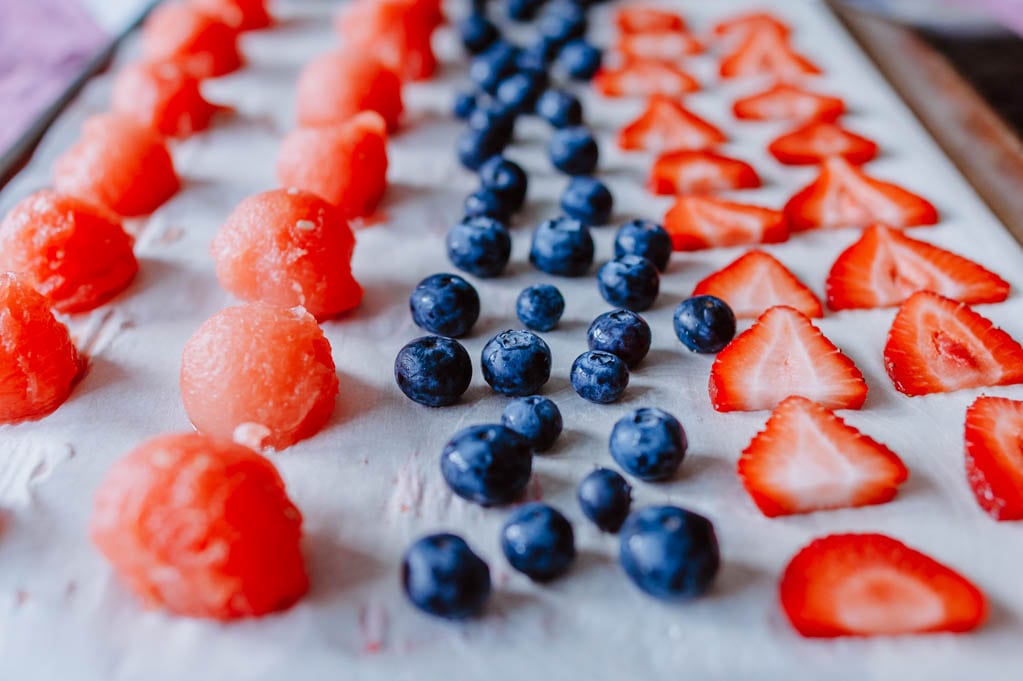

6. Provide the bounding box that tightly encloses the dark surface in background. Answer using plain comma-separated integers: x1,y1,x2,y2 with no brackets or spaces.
921,30,1023,139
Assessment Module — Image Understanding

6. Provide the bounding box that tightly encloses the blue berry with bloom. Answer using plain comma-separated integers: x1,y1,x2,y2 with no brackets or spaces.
468,101,516,147
502,395,563,451
559,39,602,80
464,187,512,222
577,467,632,532
507,0,545,21
536,89,583,128
516,284,565,332
587,309,651,368
454,91,478,120
597,255,660,312
403,533,491,619
470,41,520,94
560,176,613,225
456,126,505,171
394,336,472,407
529,216,594,277
610,408,687,481
614,219,672,271
673,295,736,353
481,329,552,396
618,506,719,600
496,70,547,114
538,6,587,47
479,156,528,212
501,503,576,581
440,423,533,505
459,14,500,54
571,350,629,404
409,273,480,338
517,37,560,72
446,216,511,278
549,126,599,175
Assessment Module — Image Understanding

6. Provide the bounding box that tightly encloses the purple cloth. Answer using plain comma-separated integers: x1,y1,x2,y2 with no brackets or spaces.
0,0,108,153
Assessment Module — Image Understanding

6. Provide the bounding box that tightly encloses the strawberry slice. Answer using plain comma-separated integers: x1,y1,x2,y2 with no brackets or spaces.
719,25,820,80
709,306,867,412
693,250,821,319
619,95,726,152
733,83,845,123
594,61,700,98
785,157,938,231
780,533,986,637
713,12,791,43
964,396,1023,520
618,31,703,63
664,196,788,251
884,291,1023,396
827,224,1010,311
769,121,879,166
615,5,686,34
649,150,760,195
738,396,907,517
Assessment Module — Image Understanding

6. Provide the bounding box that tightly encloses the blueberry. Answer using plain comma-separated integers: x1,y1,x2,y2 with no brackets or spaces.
456,126,506,171
501,395,563,451
529,216,594,277
673,295,736,353
587,309,651,368
470,41,520,94
409,273,480,337
495,70,547,114
481,329,552,396
478,156,528,212
614,219,672,272
571,350,629,404
558,39,602,80
454,91,478,120
394,336,473,407
538,10,587,47
468,101,517,146
446,216,511,278
609,408,687,481
596,255,660,312
459,14,500,54
560,176,613,225
618,506,719,600
440,423,533,505
501,503,576,581
577,467,632,532
508,0,545,21
516,284,565,332
403,533,491,619
549,126,599,175
536,89,583,128
464,187,513,222
517,38,559,72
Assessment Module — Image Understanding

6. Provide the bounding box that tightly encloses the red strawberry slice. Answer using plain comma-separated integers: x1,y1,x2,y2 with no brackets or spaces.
618,31,703,63
719,25,820,80
594,61,700,98
713,12,791,43
693,250,822,319
780,533,986,637
615,5,686,34
827,224,1010,311
738,396,907,517
884,291,1023,396
769,121,879,166
785,157,938,231
709,306,868,412
619,95,726,153
733,83,845,123
664,196,788,251
649,150,760,195
964,396,1023,520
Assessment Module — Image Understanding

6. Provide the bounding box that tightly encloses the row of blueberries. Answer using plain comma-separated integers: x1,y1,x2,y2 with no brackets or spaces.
403,397,720,618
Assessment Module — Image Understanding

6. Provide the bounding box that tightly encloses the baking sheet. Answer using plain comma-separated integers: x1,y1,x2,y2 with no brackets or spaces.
3,0,1023,679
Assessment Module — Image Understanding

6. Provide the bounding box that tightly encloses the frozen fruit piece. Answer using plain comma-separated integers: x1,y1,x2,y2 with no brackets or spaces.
277,111,388,218
710,305,867,412
440,424,532,505
180,303,339,450
141,3,242,78
964,396,1023,520
693,250,821,319
571,350,629,404
111,60,223,138
0,191,137,313
649,149,760,195
296,50,404,131
0,272,81,424
192,0,272,31
335,0,440,82
594,62,699,98
672,295,736,354
826,224,1009,311
211,189,362,320
785,157,938,231
713,12,791,43
618,95,726,153
664,196,788,251
615,5,686,34
769,121,878,166
617,30,703,63
53,113,180,217
501,503,576,581
597,255,660,312
720,24,818,80
733,83,845,123
610,407,687,482
738,397,907,517
577,468,632,532
619,506,719,600
91,432,308,619
780,533,986,637
558,39,603,81
883,291,1023,397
